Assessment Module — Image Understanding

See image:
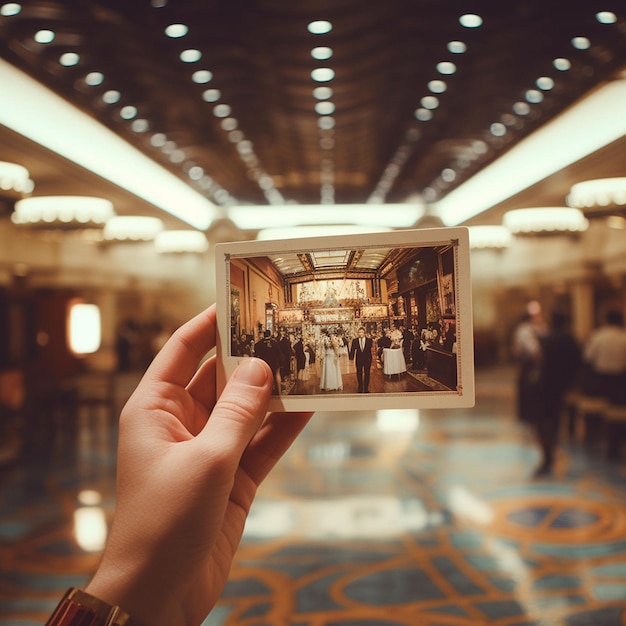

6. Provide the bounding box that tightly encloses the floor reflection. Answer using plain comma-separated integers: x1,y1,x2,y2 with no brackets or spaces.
2,366,626,625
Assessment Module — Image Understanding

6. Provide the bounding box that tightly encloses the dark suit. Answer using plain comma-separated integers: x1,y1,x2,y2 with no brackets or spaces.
349,336,373,392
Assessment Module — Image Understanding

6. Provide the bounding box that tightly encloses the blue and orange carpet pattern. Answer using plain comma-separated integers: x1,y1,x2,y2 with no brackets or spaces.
1,369,626,625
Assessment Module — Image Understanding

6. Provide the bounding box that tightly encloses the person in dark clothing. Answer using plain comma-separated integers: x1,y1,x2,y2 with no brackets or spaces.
534,311,581,476
254,330,282,394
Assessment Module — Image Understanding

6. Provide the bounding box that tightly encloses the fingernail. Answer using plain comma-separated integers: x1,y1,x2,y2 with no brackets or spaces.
234,358,269,387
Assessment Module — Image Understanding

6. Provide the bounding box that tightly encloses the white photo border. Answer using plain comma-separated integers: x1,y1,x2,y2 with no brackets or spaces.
216,227,474,412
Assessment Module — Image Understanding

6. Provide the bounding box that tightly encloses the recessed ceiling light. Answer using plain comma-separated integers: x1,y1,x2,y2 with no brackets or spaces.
536,76,554,90
0,3,21,16
313,86,333,99
421,95,439,109
202,88,221,102
315,101,335,115
311,46,333,60
513,102,530,115
414,108,433,121
318,116,335,129
308,21,333,34
102,90,121,104
525,89,543,103
436,61,456,75
553,57,571,71
180,49,202,63
459,14,483,28
213,104,231,118
120,105,137,120
150,133,167,147
131,119,149,132
596,11,617,24
490,122,506,137
192,69,213,84
221,117,238,131
447,41,467,54
428,80,447,93
59,52,80,67
85,71,104,86
311,67,335,82
34,29,55,44
164,23,188,38
571,36,591,50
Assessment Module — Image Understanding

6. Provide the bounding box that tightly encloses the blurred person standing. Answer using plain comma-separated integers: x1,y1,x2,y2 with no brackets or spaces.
583,310,626,404
511,302,545,423
534,311,581,476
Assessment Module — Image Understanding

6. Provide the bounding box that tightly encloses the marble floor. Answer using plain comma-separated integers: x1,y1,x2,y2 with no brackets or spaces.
2,367,626,625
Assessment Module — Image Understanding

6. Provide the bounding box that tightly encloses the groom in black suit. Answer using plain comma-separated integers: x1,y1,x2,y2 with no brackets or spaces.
349,326,373,393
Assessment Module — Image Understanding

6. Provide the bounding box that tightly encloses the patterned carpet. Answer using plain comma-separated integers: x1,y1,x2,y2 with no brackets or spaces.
2,367,626,625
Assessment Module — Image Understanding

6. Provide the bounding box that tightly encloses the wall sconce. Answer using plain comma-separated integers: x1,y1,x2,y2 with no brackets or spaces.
67,300,102,355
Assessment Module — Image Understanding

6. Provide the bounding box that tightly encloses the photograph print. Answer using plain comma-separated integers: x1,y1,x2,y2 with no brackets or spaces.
216,227,474,412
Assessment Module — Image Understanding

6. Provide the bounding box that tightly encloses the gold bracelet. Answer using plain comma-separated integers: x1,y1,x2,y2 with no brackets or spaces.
46,588,141,626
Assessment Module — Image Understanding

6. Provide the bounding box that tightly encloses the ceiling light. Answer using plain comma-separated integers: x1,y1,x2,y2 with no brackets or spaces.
0,58,220,229
428,80,447,93
0,3,21,16
567,178,626,216
307,21,333,35
436,62,456,75
85,71,104,86
202,88,221,102
596,11,617,24
0,161,34,197
503,207,588,235
513,101,530,115
315,101,335,115
553,58,571,71
459,14,483,28
131,119,149,132
213,104,231,117
164,23,189,38
468,225,512,249
571,37,590,50
490,122,506,137
421,95,439,109
180,49,202,63
415,108,433,121
155,230,209,253
120,105,138,120
318,117,335,129
313,86,333,99
525,89,543,103
59,52,80,67
436,79,626,225
536,76,554,90
11,196,114,230
229,204,423,230
34,30,55,44
311,46,333,60
192,70,212,84
103,216,164,241
311,68,335,82
447,41,467,54
102,90,121,104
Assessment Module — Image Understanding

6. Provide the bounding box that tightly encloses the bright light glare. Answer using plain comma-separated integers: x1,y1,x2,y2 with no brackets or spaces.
376,409,420,433
74,506,107,552
231,204,423,230
436,80,626,225
68,303,101,355
0,58,219,229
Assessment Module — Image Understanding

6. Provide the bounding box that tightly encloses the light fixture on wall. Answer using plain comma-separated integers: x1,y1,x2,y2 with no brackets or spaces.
567,177,626,221
102,215,164,241
502,207,588,236
154,230,209,253
11,195,114,230
0,161,34,199
67,300,102,355
468,225,512,249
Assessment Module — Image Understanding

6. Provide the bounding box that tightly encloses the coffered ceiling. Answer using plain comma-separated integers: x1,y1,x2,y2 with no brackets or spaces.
0,0,625,236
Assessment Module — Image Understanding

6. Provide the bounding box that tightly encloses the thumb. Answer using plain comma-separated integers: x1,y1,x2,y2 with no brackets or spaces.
198,358,273,464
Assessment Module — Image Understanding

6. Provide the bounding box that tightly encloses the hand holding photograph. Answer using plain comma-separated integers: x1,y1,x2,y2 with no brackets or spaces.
216,227,474,412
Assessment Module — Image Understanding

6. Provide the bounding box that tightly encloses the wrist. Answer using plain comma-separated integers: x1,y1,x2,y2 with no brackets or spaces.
46,588,142,626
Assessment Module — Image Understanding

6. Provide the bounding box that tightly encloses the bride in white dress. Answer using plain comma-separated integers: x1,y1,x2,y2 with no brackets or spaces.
319,332,343,391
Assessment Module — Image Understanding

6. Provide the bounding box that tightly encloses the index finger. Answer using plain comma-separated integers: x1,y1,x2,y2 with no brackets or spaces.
143,304,217,388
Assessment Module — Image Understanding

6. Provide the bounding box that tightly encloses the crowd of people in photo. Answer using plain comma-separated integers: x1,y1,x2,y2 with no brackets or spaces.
512,301,626,476
230,316,458,394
